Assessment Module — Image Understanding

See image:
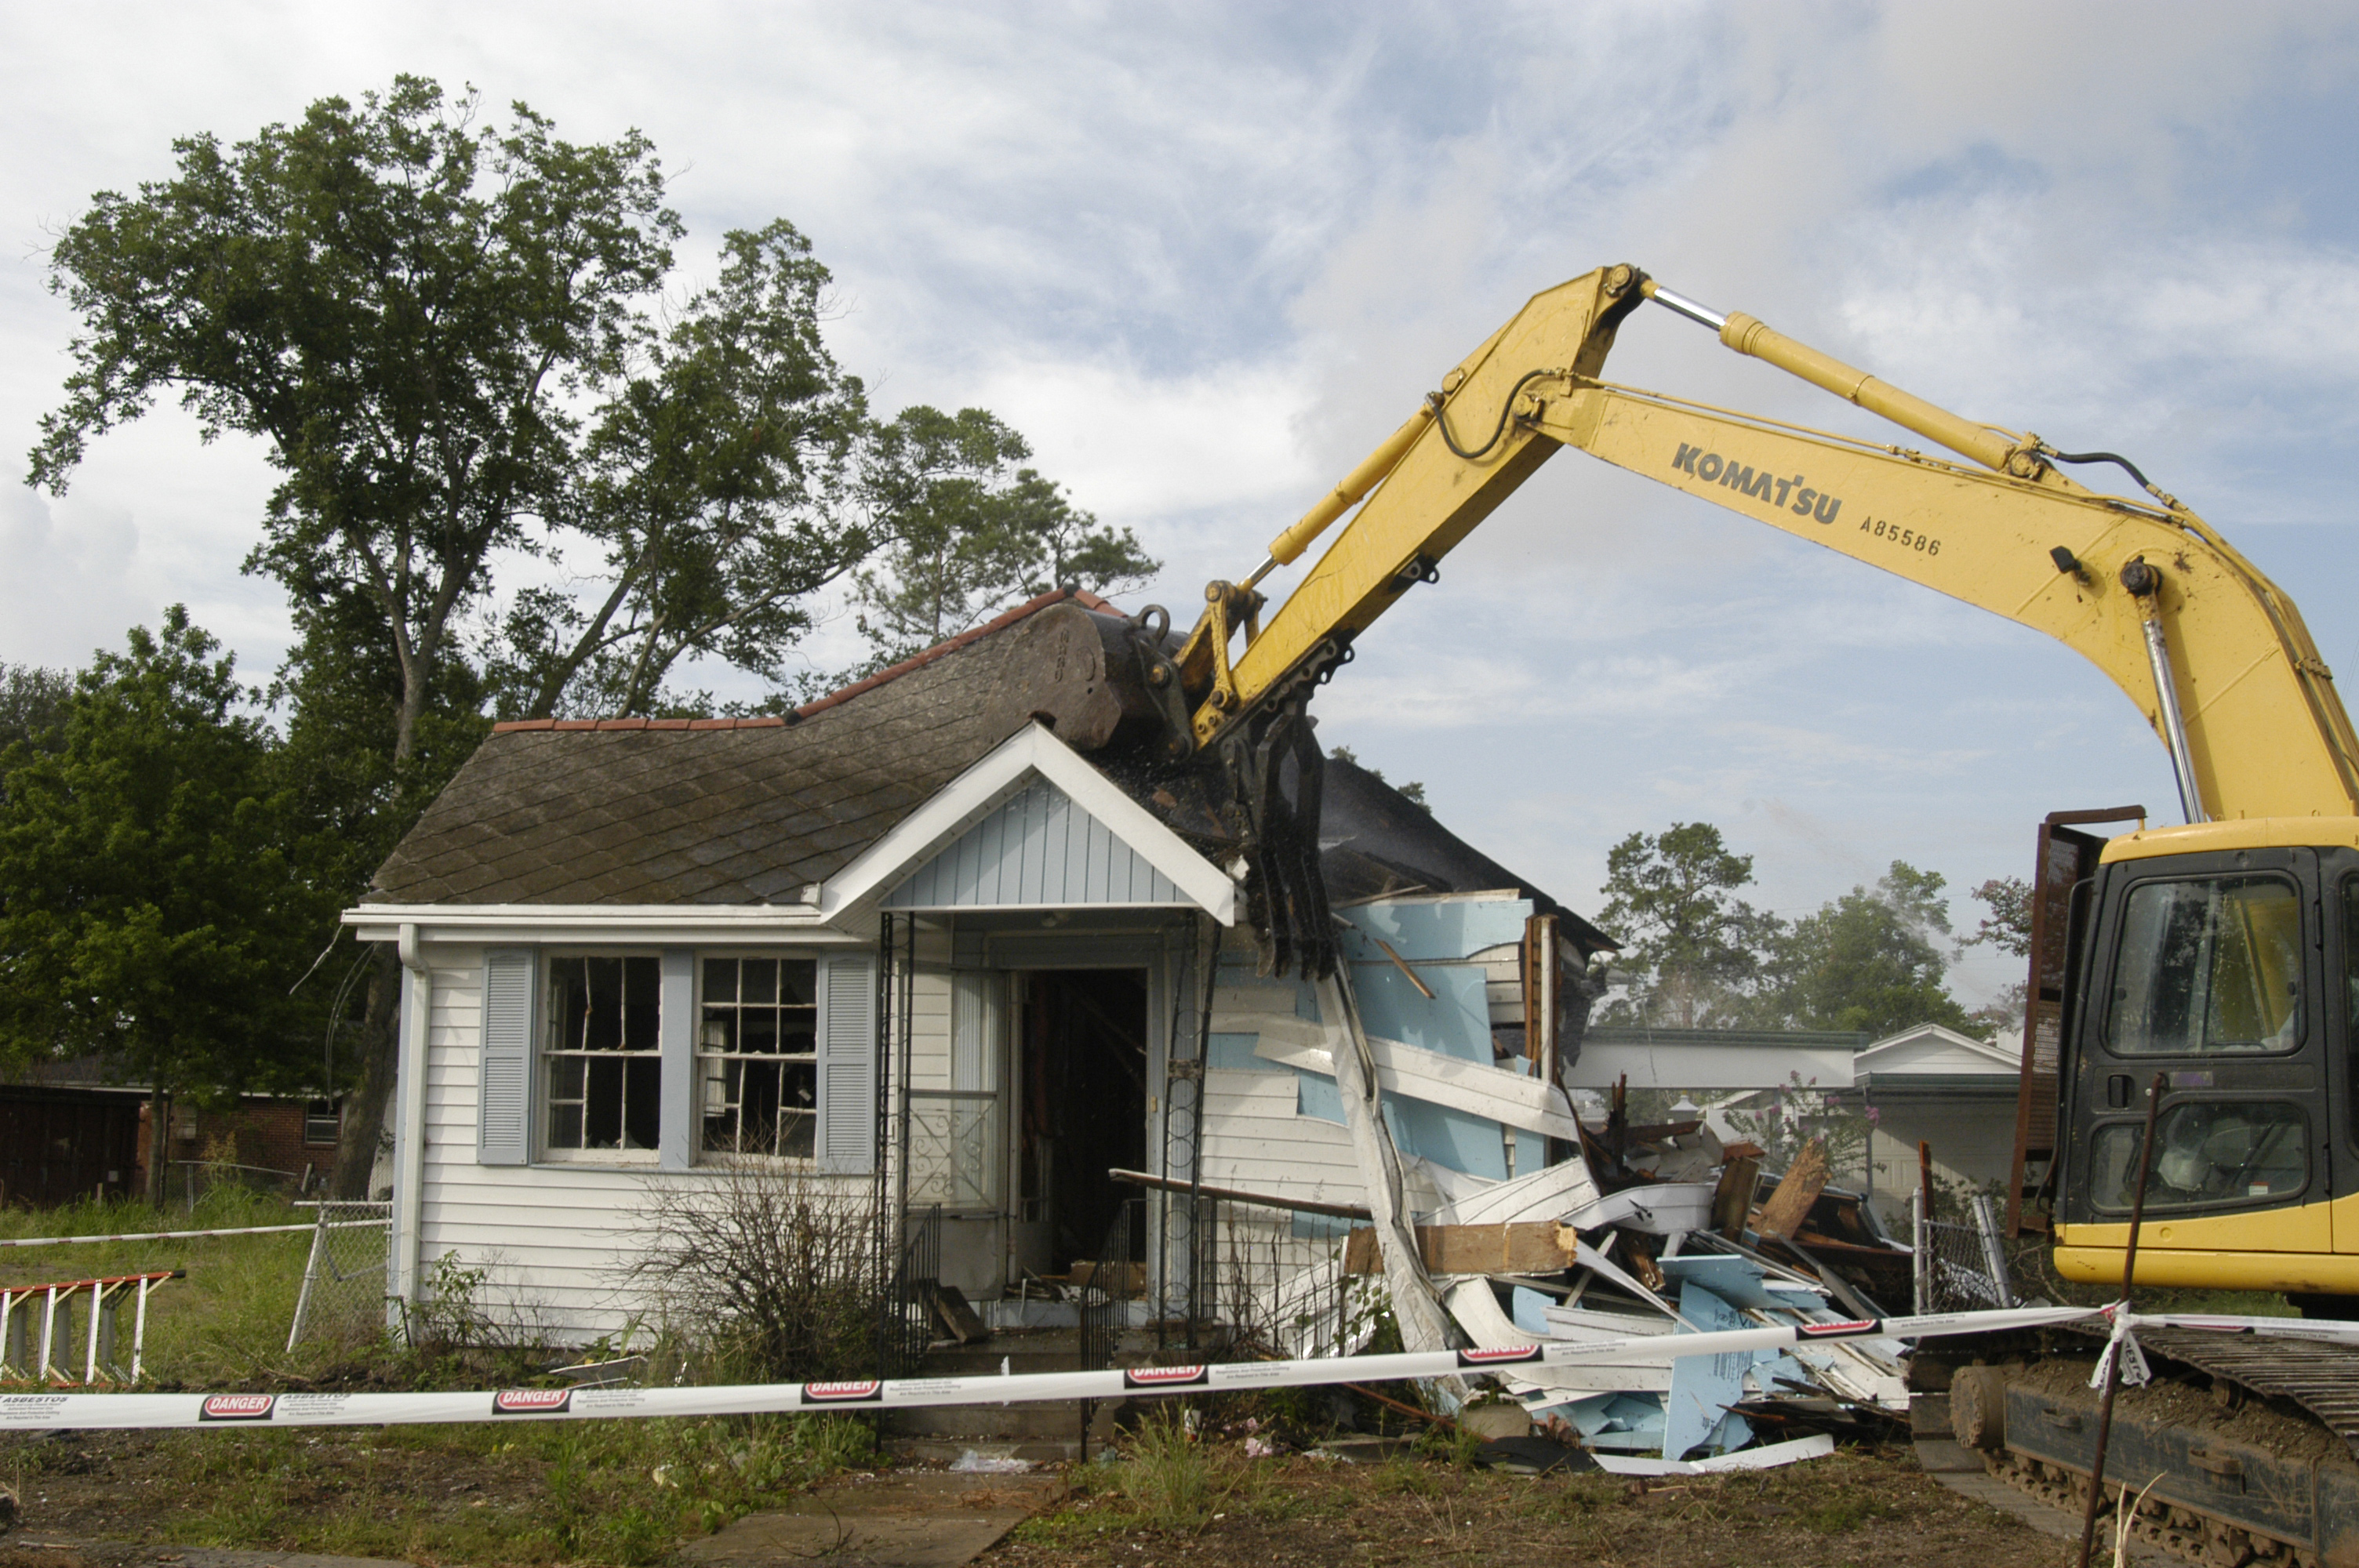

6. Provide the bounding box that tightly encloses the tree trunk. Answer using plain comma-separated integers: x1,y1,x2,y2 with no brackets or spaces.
145,1083,169,1209
330,946,402,1200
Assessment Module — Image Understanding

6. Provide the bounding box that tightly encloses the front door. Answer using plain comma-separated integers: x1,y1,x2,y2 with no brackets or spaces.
1009,969,1150,1287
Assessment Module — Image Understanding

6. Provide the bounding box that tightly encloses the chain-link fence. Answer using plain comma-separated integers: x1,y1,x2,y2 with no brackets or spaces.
285,1201,392,1351
1910,1189,2014,1314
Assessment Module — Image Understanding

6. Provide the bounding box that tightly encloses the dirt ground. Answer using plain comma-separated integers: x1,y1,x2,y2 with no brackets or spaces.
0,1425,2090,1568
994,1445,2077,1568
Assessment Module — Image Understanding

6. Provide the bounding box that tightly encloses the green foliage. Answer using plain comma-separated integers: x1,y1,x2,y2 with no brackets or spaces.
1968,874,2033,958
1721,1069,1874,1175
0,662,73,760
1595,822,1780,1027
0,609,335,1105
838,404,1155,675
1750,861,1972,1036
1111,1408,1228,1532
489,220,874,719
32,76,682,768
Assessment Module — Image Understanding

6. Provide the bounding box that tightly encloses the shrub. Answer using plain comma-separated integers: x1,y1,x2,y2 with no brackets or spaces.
631,1162,884,1381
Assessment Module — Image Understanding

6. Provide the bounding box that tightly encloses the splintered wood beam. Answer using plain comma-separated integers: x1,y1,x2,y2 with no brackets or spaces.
1753,1138,1830,1243
1341,1221,1576,1276
1369,935,1437,1000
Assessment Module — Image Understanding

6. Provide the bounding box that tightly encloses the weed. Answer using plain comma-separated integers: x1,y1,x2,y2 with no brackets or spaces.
1370,1454,1443,1497
1111,1408,1230,1532
1413,1418,1486,1469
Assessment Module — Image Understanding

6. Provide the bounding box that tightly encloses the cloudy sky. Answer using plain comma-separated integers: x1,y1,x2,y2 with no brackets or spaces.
5,2,2357,1004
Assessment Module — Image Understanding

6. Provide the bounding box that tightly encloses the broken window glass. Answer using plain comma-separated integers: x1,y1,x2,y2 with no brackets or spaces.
699,956,819,1157
2088,1101,2307,1210
2105,875,2303,1055
544,955,663,1156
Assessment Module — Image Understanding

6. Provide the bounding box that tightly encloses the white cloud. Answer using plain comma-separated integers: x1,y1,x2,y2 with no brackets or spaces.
0,0,2345,996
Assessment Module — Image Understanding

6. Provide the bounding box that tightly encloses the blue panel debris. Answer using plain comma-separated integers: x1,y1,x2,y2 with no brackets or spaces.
1339,898,1532,960
1386,1095,1510,1180
1292,1069,1507,1178
1295,1067,1344,1124
1207,1033,1275,1073
1346,961,1492,1062
1664,1280,1759,1461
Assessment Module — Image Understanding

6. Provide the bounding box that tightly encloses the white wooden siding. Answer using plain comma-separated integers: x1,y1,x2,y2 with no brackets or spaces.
412,944,874,1346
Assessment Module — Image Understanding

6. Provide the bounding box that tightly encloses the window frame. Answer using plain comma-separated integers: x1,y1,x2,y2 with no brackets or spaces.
538,949,667,1165
303,1098,341,1147
696,952,823,1165
2099,869,2308,1059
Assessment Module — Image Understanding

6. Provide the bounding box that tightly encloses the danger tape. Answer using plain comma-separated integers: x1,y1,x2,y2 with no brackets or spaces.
0,1303,2107,1431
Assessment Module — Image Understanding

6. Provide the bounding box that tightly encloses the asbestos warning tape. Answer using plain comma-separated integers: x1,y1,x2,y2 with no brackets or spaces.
0,1303,2105,1432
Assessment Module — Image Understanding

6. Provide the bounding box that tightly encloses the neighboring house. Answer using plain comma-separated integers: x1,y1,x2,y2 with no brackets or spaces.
343,590,1616,1344
1836,1022,2026,1224
0,1058,342,1208
1592,1022,2025,1229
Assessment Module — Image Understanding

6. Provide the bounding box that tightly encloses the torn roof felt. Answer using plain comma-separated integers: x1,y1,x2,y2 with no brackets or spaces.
1318,754,1616,956
365,589,1612,942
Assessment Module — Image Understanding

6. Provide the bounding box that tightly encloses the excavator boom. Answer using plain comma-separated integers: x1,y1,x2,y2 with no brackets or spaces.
1188,264,2359,826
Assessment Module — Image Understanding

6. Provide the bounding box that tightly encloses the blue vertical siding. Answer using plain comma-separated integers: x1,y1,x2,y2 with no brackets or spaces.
881,779,1190,909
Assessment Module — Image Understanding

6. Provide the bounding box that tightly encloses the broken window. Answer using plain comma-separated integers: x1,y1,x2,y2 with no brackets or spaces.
544,955,663,1157
700,957,819,1158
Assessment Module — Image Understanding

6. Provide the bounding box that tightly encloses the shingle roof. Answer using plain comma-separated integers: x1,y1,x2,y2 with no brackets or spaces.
369,590,1125,906
367,586,1610,938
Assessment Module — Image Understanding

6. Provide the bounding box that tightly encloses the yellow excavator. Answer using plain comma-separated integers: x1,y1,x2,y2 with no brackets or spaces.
1109,264,2359,1559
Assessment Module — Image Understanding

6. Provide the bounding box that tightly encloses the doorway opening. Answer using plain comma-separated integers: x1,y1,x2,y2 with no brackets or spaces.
1015,969,1149,1279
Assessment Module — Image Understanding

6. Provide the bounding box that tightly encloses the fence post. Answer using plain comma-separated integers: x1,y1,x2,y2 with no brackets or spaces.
1970,1193,2015,1308
287,1206,332,1352
1910,1189,1931,1315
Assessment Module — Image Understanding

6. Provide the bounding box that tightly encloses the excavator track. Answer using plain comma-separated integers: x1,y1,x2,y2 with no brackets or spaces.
1943,1327,2359,1567
2122,1326,2359,1464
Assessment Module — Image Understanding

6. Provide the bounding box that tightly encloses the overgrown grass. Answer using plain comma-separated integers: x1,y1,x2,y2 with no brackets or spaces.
0,1187,361,1388
16,1412,875,1566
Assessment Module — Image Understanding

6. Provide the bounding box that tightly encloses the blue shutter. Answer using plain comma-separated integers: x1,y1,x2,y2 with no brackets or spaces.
816,953,877,1175
478,949,536,1166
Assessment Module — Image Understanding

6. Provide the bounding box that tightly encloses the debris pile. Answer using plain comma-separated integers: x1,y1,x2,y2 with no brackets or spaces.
1326,1104,1917,1474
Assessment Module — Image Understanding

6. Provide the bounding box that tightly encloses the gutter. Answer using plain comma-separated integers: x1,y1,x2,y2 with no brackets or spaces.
390,923,430,1336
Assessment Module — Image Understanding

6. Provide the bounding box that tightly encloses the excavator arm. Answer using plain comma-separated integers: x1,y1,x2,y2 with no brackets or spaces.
1157,264,2359,975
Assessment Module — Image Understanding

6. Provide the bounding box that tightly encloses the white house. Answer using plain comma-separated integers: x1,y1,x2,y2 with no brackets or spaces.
343,590,1616,1345
1838,1022,2026,1221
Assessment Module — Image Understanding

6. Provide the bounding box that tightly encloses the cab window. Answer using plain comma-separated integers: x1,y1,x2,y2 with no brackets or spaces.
2088,1102,2306,1210
2104,875,2302,1056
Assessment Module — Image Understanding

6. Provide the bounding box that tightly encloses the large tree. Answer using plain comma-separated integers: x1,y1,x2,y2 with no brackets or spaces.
31,76,682,769
841,405,1157,677
485,220,875,718
1594,822,1780,1028
0,665,73,760
0,610,332,1203
1752,861,1973,1036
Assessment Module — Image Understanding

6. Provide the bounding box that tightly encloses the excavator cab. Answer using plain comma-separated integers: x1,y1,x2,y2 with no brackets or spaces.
2048,822,2359,1301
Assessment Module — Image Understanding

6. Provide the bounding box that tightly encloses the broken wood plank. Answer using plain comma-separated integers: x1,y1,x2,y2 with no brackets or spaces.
1754,1138,1830,1243
1342,1221,1575,1276
1105,1166,1373,1221
1710,1155,1761,1241
928,1283,990,1345
1369,935,1437,1000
